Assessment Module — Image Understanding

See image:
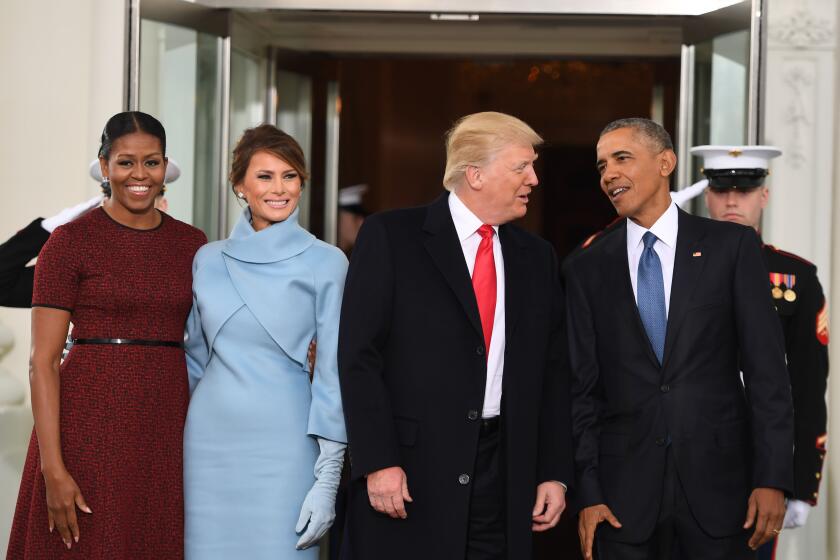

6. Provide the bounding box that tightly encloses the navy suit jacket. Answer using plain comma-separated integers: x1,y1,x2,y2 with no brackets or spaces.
564,209,794,542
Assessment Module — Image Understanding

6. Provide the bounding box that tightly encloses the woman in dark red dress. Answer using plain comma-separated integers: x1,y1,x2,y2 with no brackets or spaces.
6,112,206,559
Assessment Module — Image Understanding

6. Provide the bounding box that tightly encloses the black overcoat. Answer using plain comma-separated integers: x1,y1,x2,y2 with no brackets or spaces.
338,193,574,559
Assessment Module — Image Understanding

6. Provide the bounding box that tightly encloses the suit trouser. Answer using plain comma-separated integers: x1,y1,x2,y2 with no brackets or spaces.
756,536,778,560
465,417,506,560
597,447,755,560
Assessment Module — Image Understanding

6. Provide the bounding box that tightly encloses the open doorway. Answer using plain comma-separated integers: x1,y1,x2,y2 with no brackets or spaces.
334,55,680,258
134,3,758,556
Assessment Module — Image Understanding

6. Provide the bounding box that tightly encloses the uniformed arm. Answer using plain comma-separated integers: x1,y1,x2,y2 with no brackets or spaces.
338,215,400,480
785,267,828,504
184,258,209,395
734,228,794,493
733,228,794,548
0,219,49,308
307,252,349,444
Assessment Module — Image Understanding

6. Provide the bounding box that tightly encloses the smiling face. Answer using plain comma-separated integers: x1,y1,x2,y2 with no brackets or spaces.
596,127,675,228
236,150,302,231
705,186,767,230
99,132,167,216
461,142,538,225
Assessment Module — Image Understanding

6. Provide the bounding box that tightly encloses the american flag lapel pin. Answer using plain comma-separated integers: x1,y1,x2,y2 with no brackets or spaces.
692,251,702,257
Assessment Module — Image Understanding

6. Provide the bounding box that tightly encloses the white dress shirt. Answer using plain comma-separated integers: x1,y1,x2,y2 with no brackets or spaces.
448,192,505,418
626,201,679,316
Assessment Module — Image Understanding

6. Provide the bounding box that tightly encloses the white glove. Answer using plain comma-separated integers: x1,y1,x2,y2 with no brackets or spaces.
670,179,709,208
42,195,103,233
295,438,346,550
783,499,811,529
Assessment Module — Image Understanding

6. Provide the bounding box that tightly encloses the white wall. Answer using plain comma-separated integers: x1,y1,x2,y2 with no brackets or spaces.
0,0,125,554
763,1,839,559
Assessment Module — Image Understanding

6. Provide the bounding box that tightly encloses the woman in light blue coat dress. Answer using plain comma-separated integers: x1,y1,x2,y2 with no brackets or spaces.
183,124,348,559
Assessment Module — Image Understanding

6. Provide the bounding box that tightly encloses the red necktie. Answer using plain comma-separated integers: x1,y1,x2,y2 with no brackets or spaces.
472,225,497,354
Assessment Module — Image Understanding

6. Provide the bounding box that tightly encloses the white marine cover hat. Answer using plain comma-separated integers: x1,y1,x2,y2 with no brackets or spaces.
690,145,782,189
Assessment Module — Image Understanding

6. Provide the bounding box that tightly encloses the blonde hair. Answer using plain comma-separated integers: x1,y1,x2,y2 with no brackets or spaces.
443,112,543,191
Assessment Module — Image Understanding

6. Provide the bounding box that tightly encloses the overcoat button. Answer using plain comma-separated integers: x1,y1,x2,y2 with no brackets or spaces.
660,384,670,393
655,437,666,446
467,410,479,421
476,346,485,356
459,474,470,485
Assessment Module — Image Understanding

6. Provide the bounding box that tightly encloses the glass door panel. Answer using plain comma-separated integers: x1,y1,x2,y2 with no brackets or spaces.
139,19,223,239
676,0,757,214
276,70,313,229
226,48,266,234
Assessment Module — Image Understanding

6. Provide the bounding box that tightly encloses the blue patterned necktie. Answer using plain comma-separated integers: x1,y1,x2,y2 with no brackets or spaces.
637,231,666,364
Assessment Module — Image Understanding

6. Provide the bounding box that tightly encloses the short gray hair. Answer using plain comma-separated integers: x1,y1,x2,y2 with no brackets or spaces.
600,118,674,152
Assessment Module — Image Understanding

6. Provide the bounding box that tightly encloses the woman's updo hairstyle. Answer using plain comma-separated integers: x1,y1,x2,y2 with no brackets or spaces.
229,124,309,193
98,111,167,197
99,111,167,159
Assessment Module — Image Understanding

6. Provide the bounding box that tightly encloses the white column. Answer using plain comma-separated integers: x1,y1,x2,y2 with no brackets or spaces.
763,1,839,559
0,1,125,556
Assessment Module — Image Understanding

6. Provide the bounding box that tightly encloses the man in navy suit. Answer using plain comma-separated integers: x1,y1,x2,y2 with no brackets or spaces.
565,118,794,559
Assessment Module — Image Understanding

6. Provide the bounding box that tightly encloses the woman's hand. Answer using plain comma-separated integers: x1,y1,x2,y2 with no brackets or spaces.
43,467,92,549
295,438,345,549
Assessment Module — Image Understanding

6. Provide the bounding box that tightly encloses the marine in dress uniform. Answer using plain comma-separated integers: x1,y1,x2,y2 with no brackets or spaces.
691,145,829,560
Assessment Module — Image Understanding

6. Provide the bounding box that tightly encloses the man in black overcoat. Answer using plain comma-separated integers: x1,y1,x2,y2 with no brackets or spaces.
338,111,574,560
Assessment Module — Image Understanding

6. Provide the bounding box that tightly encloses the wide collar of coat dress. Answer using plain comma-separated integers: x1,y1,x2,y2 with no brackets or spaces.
222,206,315,263
211,206,317,367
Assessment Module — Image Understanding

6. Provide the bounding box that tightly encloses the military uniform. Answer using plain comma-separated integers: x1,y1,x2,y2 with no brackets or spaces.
762,243,829,505
0,218,50,308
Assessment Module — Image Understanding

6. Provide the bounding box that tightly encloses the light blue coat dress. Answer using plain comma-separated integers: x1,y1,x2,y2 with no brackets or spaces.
183,207,348,559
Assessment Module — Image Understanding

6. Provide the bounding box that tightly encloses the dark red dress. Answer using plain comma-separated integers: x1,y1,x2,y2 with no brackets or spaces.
7,208,206,559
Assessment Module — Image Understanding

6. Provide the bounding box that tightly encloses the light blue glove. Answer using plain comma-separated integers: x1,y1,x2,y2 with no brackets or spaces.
295,437,346,550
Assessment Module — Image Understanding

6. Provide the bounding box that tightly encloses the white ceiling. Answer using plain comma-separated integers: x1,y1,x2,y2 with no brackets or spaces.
233,11,689,56
186,0,746,17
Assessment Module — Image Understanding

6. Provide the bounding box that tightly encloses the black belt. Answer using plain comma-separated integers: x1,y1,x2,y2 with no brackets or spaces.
479,416,500,436
72,338,184,348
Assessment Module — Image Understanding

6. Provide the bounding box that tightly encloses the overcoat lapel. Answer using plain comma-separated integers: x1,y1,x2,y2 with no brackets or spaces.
661,210,707,369
423,194,484,342
604,222,661,369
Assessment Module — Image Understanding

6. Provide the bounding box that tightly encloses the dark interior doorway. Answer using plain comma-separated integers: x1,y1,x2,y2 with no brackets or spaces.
335,55,680,260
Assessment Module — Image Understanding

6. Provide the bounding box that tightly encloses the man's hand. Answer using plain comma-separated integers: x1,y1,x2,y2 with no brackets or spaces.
578,504,622,560
366,466,412,519
532,481,566,531
743,487,785,549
